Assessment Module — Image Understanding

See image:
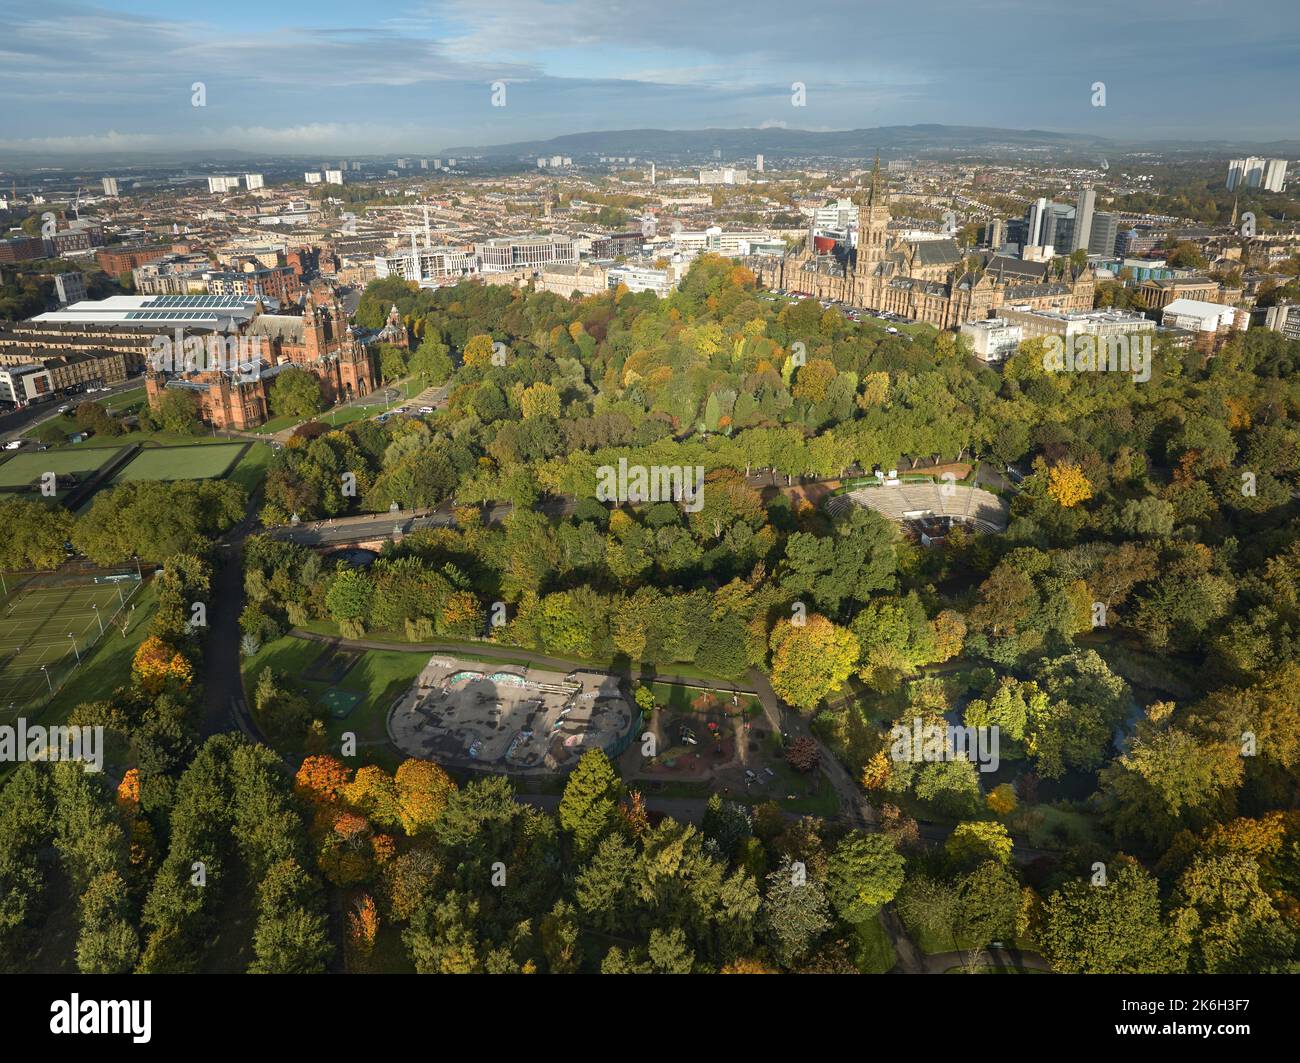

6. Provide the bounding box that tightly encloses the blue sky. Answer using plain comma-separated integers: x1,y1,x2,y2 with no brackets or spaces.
1,0,1297,154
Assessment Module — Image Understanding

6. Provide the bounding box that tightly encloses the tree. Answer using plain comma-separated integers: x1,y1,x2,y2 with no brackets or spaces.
270,367,324,420
785,735,821,773
824,833,905,924
557,750,621,857
75,871,139,974
762,861,831,967
768,615,859,710
957,861,1020,946
462,334,497,369
409,337,453,385
0,498,73,570
1047,462,1093,508
1042,861,1185,974
155,389,201,434
520,381,560,419
945,821,1013,869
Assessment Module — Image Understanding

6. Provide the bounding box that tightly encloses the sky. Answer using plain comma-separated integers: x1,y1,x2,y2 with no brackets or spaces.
0,0,1297,155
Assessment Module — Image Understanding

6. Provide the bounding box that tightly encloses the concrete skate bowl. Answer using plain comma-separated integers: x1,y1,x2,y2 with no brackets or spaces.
826,479,1009,534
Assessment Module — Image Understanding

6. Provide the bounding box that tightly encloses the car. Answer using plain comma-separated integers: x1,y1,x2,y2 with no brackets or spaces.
418,405,434,414
886,326,900,334
57,404,70,413
3,440,22,450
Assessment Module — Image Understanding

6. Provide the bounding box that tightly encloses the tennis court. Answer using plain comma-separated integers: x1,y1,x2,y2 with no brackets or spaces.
0,576,141,709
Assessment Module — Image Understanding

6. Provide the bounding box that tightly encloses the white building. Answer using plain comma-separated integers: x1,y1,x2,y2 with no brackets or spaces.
374,245,478,284
607,264,675,298
53,272,87,306
960,318,1023,364
207,176,241,194
324,170,345,185
1161,298,1245,333
101,177,119,197
699,168,748,186
244,173,265,190
1264,303,1300,341
304,172,323,184
1227,157,1288,193
474,235,576,272
0,364,52,404
755,154,764,173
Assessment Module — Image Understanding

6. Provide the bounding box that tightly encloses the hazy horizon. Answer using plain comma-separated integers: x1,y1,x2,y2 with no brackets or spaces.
2,0,1297,156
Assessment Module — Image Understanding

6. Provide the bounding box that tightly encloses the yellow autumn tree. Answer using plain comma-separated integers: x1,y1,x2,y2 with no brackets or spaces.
462,333,497,368
986,782,1018,816
520,381,560,419
131,636,192,694
1047,462,1093,508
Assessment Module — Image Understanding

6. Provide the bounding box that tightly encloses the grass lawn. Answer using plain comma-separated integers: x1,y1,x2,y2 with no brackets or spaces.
853,913,898,973
1006,801,1099,850
243,634,430,768
111,442,249,482
100,387,146,414
228,442,273,494
0,446,121,487
648,680,761,715
292,620,745,684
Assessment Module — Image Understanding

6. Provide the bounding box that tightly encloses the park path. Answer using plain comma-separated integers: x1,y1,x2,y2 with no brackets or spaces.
923,946,1052,974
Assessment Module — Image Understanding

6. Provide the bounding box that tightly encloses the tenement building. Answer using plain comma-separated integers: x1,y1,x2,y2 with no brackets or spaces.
751,160,1095,328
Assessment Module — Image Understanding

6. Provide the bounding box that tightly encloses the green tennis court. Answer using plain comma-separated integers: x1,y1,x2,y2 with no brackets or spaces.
0,577,140,708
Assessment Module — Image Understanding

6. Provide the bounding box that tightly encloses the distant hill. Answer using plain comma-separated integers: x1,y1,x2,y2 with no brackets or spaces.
441,124,1117,159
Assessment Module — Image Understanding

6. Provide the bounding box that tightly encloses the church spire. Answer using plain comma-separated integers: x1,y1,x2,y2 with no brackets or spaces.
868,153,882,205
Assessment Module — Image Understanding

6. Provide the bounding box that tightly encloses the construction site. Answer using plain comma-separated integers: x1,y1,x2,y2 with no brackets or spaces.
386,656,640,773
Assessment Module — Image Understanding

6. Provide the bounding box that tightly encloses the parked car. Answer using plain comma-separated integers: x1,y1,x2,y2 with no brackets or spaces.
3,440,23,450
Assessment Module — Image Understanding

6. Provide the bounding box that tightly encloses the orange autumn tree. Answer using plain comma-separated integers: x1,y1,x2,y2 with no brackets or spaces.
295,754,352,807
116,768,142,815
346,893,379,972
131,636,192,694
394,758,456,836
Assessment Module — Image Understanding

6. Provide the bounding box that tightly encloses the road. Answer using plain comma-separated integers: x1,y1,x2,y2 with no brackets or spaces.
0,375,146,443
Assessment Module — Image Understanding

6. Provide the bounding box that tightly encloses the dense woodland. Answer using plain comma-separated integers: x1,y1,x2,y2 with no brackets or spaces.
3,255,1300,972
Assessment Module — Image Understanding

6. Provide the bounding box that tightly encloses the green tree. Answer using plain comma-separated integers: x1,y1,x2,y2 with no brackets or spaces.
557,750,621,857
824,832,905,923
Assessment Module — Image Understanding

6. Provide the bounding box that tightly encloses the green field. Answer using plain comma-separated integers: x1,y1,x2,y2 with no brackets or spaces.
0,447,122,488
111,443,249,482
0,575,143,709
243,635,430,765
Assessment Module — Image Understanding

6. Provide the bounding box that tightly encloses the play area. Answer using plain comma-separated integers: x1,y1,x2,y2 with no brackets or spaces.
387,656,640,773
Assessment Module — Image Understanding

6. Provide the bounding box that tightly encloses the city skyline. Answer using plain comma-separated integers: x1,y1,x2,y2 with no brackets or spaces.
2,0,1299,155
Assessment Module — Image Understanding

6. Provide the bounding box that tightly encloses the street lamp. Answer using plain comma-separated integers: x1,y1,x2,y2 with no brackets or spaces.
91,602,104,637
68,633,80,664
40,665,52,693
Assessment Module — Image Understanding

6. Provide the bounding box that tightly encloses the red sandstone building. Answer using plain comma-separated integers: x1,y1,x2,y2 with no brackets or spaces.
144,284,380,430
